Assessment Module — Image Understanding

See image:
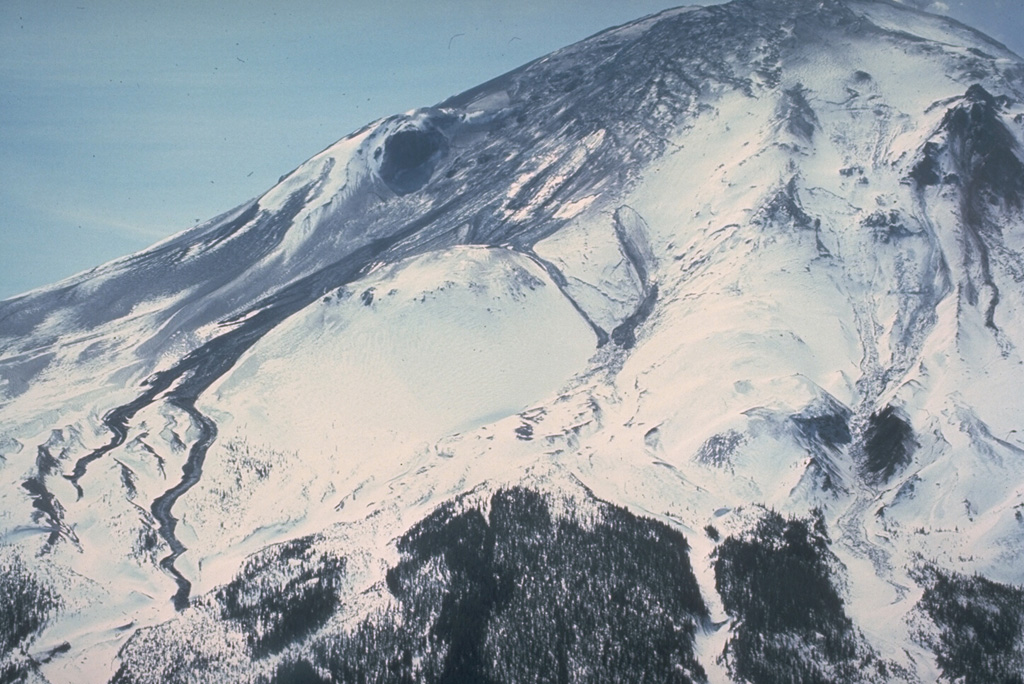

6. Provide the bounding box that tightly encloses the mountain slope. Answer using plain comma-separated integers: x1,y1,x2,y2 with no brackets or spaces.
3,0,1024,681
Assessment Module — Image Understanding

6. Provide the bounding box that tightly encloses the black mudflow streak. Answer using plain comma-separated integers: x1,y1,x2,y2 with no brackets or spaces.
21,446,79,548
66,399,152,499
65,196,467,607
70,195,465,481
610,285,658,349
20,477,77,547
612,208,651,289
525,250,610,347
610,207,658,349
151,396,217,611
65,187,317,497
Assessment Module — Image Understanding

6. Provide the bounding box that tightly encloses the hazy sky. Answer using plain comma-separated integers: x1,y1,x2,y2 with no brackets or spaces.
1,0,1022,300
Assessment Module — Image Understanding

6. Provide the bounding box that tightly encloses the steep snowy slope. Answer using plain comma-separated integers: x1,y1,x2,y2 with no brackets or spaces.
3,0,1024,682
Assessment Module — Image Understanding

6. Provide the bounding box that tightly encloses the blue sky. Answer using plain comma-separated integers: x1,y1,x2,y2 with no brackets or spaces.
1,0,1021,300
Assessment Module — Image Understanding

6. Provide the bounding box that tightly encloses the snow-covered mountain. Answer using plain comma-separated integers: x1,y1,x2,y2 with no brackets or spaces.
3,0,1024,681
